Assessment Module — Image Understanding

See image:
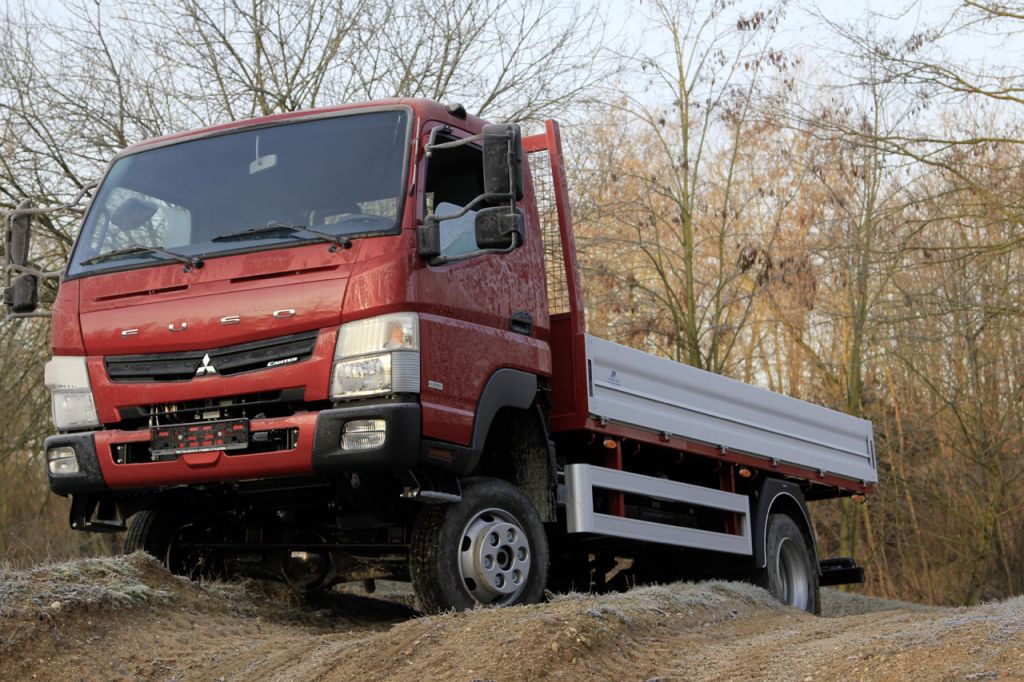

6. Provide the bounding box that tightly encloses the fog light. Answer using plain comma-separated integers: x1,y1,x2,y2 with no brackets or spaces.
47,446,80,475
341,419,386,451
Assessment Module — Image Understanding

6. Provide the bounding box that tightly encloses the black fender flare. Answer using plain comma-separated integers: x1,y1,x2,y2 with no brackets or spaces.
464,368,537,473
752,478,819,571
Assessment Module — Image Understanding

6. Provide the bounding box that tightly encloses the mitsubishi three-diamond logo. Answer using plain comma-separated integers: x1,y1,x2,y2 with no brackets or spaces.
195,353,217,376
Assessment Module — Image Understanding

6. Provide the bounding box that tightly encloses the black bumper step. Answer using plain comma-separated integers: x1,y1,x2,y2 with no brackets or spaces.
819,557,865,586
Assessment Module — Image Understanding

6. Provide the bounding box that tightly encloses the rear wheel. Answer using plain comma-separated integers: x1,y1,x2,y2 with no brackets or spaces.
410,477,549,614
758,513,820,615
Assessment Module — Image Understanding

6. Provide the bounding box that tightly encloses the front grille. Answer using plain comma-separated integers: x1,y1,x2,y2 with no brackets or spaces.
117,389,303,429
105,330,319,382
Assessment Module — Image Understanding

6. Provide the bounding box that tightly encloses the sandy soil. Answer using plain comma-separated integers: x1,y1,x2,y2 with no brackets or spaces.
2,553,1022,681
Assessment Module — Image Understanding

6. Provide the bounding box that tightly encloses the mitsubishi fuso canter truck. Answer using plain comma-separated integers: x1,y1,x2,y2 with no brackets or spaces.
4,98,876,614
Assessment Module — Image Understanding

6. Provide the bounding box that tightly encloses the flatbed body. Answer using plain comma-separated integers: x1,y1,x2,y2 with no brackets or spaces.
583,335,877,487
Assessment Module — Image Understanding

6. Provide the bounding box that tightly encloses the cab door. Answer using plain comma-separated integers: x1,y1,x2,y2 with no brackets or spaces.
412,122,551,447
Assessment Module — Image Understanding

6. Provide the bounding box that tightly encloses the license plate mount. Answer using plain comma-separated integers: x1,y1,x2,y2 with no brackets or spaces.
151,419,249,457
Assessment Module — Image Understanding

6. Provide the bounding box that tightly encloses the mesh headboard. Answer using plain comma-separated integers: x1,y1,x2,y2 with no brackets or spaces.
527,148,570,316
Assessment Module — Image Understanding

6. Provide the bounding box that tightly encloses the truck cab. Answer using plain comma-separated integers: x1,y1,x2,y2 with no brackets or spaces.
17,98,875,613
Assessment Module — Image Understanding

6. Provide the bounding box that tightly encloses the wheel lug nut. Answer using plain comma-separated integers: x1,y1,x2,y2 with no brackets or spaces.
483,555,493,569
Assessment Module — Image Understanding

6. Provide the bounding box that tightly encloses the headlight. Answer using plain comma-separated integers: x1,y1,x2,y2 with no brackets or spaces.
330,313,420,399
44,356,100,430
332,353,392,398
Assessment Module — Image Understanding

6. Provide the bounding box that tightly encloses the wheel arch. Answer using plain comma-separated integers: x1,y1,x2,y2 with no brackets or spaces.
467,371,556,523
752,478,819,571
468,368,538,456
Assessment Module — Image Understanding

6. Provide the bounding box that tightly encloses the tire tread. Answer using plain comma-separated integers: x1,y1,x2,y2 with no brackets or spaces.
124,509,164,557
409,503,450,614
757,512,820,615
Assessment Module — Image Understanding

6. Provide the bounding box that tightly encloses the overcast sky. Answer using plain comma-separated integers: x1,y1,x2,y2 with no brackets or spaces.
603,0,1022,68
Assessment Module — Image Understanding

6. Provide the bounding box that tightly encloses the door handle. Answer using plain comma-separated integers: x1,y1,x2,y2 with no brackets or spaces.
509,311,533,336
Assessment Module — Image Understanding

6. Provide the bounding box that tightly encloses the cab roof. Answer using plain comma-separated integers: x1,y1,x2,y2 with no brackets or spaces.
122,98,488,156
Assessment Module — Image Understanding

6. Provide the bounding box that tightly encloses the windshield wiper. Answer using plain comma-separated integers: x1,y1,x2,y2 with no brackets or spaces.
212,222,353,250
80,243,204,271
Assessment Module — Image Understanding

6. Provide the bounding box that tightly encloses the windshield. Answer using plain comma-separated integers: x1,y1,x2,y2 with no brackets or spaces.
68,109,409,277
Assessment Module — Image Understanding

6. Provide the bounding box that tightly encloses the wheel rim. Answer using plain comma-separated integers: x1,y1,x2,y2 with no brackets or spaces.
776,537,810,610
165,522,220,580
458,507,532,605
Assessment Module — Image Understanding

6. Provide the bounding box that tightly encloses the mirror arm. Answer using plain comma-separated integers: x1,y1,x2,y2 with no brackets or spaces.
427,193,488,225
3,182,97,285
5,264,62,279
4,311,52,320
6,181,97,222
429,239,519,267
2,182,97,322
426,129,515,156
425,132,484,155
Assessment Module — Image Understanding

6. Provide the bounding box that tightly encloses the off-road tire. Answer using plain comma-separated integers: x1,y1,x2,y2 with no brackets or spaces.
124,509,222,579
410,477,549,614
124,509,175,559
757,513,820,615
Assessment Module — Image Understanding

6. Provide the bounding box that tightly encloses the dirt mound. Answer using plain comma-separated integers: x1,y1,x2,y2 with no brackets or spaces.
3,555,1023,681
0,553,415,681
821,586,940,617
295,580,786,681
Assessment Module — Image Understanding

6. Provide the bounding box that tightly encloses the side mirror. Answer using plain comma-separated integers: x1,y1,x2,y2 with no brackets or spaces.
3,274,38,313
482,123,524,202
7,202,32,268
475,207,525,250
417,216,441,259
4,201,38,313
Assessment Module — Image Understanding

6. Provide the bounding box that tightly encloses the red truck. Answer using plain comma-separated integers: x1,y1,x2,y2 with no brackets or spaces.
6,98,876,614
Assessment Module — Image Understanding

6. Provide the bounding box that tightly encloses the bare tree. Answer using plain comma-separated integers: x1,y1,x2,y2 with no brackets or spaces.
577,0,796,373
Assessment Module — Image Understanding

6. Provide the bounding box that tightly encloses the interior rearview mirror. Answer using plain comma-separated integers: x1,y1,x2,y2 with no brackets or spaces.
475,207,525,250
482,123,524,202
249,154,278,175
249,134,277,174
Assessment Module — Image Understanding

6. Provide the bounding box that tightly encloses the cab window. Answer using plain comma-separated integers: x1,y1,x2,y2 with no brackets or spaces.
424,134,484,260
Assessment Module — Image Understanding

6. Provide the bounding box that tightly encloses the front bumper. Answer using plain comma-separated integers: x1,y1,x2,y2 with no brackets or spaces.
45,402,421,494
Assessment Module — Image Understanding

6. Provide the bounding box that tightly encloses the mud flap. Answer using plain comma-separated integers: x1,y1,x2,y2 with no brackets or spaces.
69,494,126,532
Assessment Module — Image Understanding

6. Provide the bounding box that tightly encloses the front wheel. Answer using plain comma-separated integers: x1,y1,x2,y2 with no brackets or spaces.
124,509,223,579
756,513,820,615
410,477,549,614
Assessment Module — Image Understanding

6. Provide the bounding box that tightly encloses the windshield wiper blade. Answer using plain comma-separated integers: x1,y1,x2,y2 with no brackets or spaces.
80,243,204,271
212,222,352,250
